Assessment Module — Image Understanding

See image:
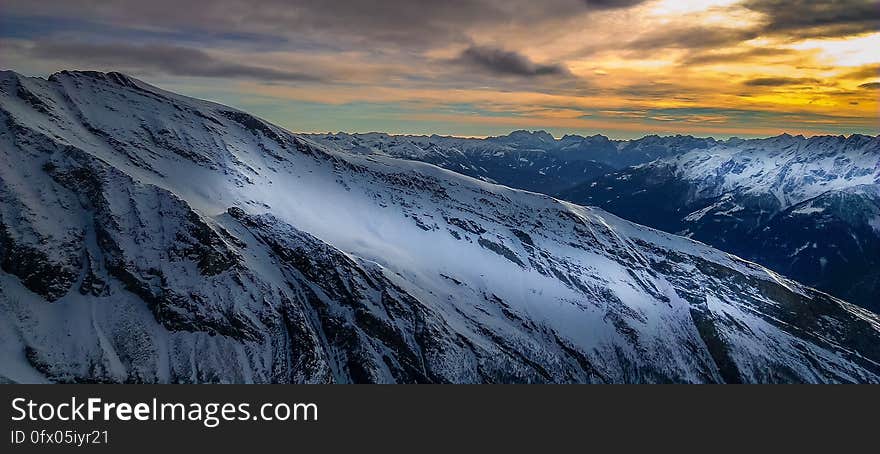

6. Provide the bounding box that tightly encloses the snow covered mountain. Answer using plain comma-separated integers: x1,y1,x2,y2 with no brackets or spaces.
556,133,717,168
304,131,712,194
562,134,880,310
751,185,880,308
2,70,880,383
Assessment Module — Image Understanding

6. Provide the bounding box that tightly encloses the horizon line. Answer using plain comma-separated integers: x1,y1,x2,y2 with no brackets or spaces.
8,68,879,142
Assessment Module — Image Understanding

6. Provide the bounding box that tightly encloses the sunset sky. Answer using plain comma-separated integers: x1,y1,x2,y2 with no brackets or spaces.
2,0,878,138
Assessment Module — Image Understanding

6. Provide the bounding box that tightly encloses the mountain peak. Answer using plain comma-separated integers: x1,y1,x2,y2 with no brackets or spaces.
502,129,556,141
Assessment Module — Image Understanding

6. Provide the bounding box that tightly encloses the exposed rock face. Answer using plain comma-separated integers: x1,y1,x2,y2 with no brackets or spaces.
1,70,879,383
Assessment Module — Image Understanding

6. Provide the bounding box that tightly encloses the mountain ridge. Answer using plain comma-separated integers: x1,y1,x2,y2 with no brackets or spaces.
2,70,879,383
305,115,879,310
306,128,878,145
562,131,880,309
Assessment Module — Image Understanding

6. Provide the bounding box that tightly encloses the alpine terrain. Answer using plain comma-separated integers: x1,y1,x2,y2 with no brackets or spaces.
305,131,715,194
561,135,880,310
2,70,879,384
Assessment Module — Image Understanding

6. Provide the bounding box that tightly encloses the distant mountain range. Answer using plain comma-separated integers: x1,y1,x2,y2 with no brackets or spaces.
304,131,716,194
312,131,880,311
561,134,880,311
2,70,879,383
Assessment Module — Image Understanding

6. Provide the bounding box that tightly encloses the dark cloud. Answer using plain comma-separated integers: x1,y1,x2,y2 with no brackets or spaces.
2,0,649,50
597,1,878,57
859,82,880,89
3,0,876,76
682,48,795,66
616,82,699,101
28,41,323,82
841,64,880,80
625,26,760,52
582,0,646,9
456,45,571,77
743,0,880,39
742,77,822,87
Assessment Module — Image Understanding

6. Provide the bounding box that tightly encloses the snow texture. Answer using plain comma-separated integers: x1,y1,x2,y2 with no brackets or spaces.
1,70,879,383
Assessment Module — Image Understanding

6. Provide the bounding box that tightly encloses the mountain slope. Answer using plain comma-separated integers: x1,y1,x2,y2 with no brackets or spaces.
561,134,880,310
751,185,880,307
1,70,879,383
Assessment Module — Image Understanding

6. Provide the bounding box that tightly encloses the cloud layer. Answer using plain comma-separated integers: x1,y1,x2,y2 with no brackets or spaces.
1,0,877,137
27,41,324,82
456,46,571,77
